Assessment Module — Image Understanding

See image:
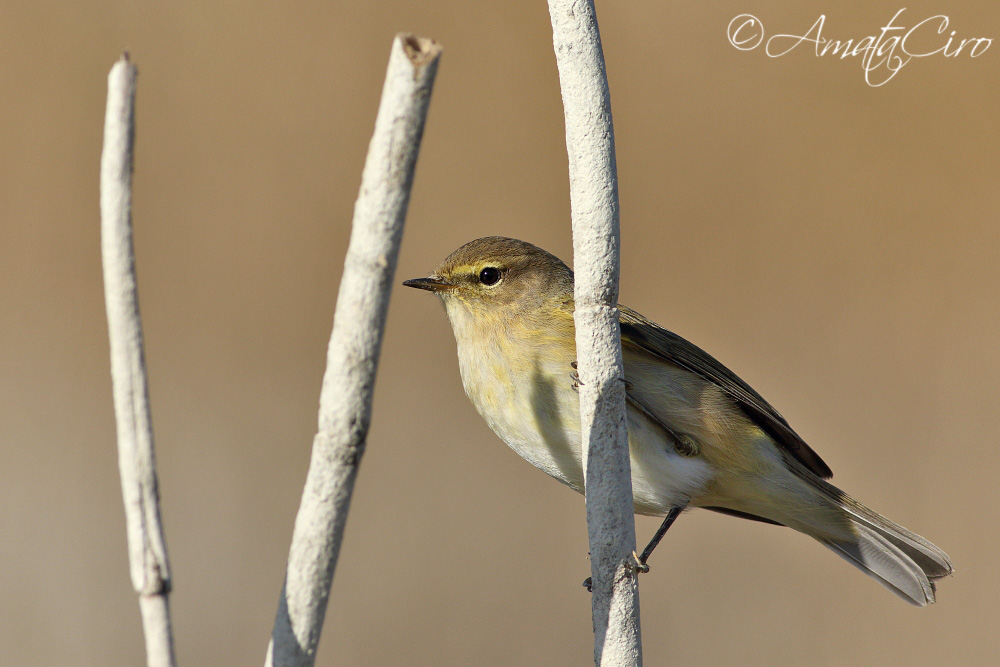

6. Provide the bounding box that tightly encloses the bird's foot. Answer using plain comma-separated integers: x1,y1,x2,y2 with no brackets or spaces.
582,551,649,593
633,550,650,574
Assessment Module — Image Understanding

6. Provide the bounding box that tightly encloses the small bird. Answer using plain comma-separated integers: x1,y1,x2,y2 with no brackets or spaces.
403,236,952,605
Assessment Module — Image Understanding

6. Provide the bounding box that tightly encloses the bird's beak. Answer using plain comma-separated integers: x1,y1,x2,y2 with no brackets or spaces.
402,276,455,292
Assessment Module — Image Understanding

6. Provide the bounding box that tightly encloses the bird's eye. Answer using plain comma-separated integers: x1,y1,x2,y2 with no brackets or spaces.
478,267,502,286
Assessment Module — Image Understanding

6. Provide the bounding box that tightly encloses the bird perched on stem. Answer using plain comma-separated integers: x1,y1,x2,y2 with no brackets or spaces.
404,236,952,606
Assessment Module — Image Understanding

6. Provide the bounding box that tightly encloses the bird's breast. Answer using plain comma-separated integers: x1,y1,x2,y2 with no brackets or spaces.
454,320,586,491
448,307,717,513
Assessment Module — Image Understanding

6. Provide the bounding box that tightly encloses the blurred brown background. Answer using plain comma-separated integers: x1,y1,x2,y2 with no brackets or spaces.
1,1,997,664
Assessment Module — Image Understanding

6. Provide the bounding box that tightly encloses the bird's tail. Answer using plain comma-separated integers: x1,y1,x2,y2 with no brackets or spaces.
781,473,953,607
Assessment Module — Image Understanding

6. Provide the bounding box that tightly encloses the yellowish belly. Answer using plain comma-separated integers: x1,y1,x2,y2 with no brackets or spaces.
456,336,716,515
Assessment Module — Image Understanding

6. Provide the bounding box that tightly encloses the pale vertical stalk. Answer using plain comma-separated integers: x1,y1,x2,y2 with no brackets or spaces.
265,34,442,667
100,53,177,667
546,2,641,665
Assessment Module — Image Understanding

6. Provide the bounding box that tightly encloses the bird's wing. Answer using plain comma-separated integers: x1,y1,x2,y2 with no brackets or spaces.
618,305,833,479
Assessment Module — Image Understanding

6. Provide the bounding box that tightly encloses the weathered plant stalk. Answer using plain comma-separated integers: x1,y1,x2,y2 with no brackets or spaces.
100,52,177,667
265,33,442,667
546,2,642,665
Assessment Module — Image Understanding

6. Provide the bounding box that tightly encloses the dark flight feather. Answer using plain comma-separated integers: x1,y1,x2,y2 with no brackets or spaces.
618,305,834,479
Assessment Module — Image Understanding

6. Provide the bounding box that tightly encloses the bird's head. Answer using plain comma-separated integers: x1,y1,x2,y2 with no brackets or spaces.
403,237,575,330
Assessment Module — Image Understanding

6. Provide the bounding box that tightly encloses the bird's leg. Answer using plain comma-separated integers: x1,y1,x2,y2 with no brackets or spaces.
635,504,685,573
583,505,687,591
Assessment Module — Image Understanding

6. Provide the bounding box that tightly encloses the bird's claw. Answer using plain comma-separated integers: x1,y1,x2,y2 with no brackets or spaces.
633,550,650,574
673,433,699,457
584,553,648,593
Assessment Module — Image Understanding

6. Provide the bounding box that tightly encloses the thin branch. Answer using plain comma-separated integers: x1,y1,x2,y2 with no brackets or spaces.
265,33,442,667
99,52,177,667
546,2,642,665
